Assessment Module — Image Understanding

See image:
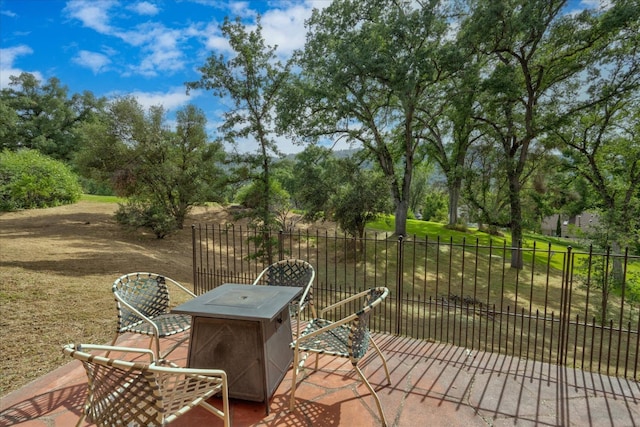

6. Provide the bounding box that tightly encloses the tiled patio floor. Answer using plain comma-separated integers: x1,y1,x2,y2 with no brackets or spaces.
1,332,638,426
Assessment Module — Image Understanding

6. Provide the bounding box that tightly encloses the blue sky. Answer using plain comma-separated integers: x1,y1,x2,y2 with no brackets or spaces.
1,0,325,153
1,0,602,154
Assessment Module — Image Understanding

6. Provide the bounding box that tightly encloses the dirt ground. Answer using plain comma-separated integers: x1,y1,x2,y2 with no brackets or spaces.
0,201,254,395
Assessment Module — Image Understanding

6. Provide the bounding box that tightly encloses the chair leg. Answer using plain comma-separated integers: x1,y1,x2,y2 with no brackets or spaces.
200,398,230,427
75,402,88,427
354,365,388,427
106,333,120,357
289,349,301,412
370,337,391,384
158,333,189,360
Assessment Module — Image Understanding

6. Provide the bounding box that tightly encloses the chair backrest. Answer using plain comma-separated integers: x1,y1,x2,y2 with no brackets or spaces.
113,272,170,331
64,345,165,426
261,259,315,306
263,259,314,287
348,287,389,363
64,344,228,427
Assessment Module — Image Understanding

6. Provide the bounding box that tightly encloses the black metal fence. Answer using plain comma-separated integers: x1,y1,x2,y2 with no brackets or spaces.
192,224,640,379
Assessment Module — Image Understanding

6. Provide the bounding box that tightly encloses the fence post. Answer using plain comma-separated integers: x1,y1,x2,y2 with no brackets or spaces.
278,230,284,261
191,224,198,294
396,234,404,335
558,246,573,365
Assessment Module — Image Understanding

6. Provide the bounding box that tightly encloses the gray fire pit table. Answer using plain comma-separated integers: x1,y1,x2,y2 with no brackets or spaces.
172,283,302,414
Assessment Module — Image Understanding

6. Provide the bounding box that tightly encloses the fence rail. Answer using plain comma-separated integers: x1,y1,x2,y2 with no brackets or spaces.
192,224,640,379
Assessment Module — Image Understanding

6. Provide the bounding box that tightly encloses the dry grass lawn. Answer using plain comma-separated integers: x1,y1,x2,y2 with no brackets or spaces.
0,201,245,396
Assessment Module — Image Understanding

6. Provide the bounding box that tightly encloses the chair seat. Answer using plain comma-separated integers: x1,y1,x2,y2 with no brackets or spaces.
292,318,366,358
290,287,390,426
120,313,191,337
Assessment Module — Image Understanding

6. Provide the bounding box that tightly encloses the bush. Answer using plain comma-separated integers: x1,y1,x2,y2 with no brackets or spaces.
0,149,82,211
115,199,177,239
78,176,114,196
421,190,448,223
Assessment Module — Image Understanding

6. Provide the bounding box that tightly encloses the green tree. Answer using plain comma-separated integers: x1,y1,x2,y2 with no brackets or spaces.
291,147,392,237
552,12,640,252
187,16,293,262
462,135,511,233
460,0,638,267
409,162,435,219
291,145,337,222
77,97,225,236
421,45,483,226
235,178,293,231
552,77,640,316
280,0,456,237
0,72,104,162
329,158,392,239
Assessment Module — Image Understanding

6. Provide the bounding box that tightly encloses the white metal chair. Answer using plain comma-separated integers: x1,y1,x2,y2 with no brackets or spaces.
111,272,195,360
63,343,230,427
253,259,317,335
289,287,391,426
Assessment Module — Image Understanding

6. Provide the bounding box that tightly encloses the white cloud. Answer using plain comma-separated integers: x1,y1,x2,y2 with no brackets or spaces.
128,87,193,111
1,9,17,18
579,0,613,9
0,44,32,68
72,50,111,73
260,4,312,57
0,45,43,88
229,1,254,18
120,23,187,76
64,0,117,34
204,28,232,53
66,1,188,78
128,1,160,16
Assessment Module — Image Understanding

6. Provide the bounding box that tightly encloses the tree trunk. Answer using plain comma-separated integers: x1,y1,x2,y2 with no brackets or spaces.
611,241,624,285
508,171,524,269
394,200,409,237
447,177,462,226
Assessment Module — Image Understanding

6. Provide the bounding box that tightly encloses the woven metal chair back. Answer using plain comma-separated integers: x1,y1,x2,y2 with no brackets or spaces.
263,259,314,307
349,287,389,363
113,273,170,332
264,259,313,287
64,344,229,427
66,347,165,426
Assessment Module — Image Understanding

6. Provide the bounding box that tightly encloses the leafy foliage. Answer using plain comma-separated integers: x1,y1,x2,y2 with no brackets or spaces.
0,149,81,211
187,16,294,261
0,73,104,162
281,0,455,236
75,98,226,237
114,198,177,239
291,147,392,238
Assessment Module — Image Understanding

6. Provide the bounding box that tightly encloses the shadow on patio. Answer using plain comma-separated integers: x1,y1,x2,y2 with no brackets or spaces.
1,332,638,426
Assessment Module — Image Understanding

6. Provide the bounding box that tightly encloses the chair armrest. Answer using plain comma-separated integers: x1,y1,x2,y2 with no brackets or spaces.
292,313,357,347
318,289,369,318
151,364,228,381
164,276,197,298
66,343,156,363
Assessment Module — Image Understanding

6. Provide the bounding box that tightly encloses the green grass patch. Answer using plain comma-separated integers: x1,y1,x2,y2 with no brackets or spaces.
80,194,124,203
367,215,594,271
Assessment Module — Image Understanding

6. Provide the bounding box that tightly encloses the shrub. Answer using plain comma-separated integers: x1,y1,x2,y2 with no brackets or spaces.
0,149,82,211
421,189,448,223
115,198,177,239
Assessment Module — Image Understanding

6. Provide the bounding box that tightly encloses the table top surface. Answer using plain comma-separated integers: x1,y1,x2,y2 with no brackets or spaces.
172,283,302,321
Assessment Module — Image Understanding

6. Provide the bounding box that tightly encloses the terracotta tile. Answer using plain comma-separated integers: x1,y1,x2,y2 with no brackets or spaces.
3,332,638,427
398,391,486,427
